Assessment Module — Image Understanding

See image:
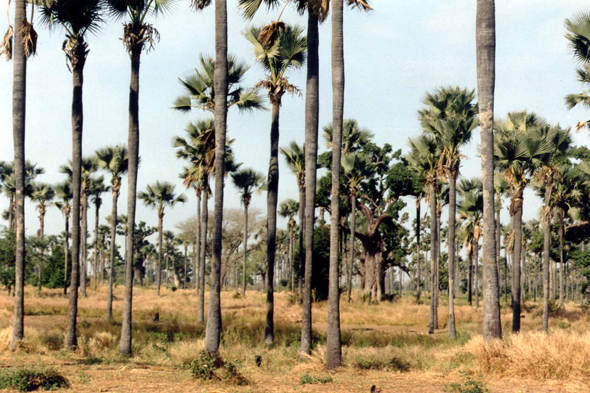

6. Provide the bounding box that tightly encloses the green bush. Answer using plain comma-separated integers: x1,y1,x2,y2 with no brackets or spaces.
0,367,69,392
300,372,333,385
445,372,489,393
190,351,218,381
223,362,248,386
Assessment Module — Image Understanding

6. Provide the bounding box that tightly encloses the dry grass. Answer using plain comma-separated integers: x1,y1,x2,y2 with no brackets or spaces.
0,286,589,391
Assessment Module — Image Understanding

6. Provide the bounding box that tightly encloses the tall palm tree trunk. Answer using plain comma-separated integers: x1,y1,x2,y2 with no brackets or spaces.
66,63,85,349
475,237,480,309
468,241,473,305
416,202,421,303
157,215,163,296
242,204,248,296
300,5,320,358
476,0,502,341
64,216,69,295
542,192,551,332
298,186,305,302
198,188,208,323
94,200,100,291
195,190,201,296
327,0,344,369
496,202,501,294
348,197,356,303
511,194,523,333
10,0,27,349
204,0,228,358
107,191,118,321
428,183,438,334
447,172,457,339
119,46,142,357
80,196,88,297
559,207,565,308
265,100,281,346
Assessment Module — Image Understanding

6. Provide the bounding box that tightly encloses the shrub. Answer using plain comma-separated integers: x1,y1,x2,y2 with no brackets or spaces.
445,372,488,393
190,350,218,381
300,372,333,385
0,367,69,392
223,362,248,386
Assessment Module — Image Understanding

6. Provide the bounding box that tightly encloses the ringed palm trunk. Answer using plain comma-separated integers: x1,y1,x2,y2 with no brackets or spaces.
327,0,344,369
157,214,164,296
119,45,142,357
195,189,201,296
198,186,208,323
80,195,88,297
242,203,248,296
511,189,524,333
265,98,281,346
428,182,438,334
298,185,305,303
66,60,85,349
348,196,356,303
107,189,118,321
10,0,27,348
477,0,502,341
204,0,228,357
447,170,457,339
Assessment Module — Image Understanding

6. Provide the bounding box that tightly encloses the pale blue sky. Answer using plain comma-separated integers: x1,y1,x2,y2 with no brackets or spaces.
1,0,590,242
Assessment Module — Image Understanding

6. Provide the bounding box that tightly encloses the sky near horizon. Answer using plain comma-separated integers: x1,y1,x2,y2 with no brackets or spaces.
1,0,590,247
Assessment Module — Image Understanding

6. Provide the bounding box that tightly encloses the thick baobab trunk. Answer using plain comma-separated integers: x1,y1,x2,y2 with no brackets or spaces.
265,100,281,346
447,171,457,339
242,204,248,296
348,197,356,303
198,188,208,323
66,64,85,349
204,0,228,358
120,47,141,357
327,0,344,368
511,191,524,334
157,215,163,296
300,5,320,358
80,196,88,298
429,183,438,334
107,191,118,321
477,0,502,341
416,202,421,303
298,186,305,302
195,189,201,296
10,0,27,350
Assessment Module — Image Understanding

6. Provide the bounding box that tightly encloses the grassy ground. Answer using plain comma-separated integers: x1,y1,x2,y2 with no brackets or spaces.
0,286,589,392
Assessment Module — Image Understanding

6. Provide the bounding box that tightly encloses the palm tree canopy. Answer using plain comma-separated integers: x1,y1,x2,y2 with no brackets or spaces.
95,145,129,179
138,181,187,216
323,119,373,153
231,168,265,207
406,134,439,184
173,54,266,113
89,175,110,204
36,0,103,36
31,183,55,205
280,140,305,186
278,198,299,224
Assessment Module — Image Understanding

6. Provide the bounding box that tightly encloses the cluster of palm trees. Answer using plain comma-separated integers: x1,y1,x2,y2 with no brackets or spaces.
6,0,590,372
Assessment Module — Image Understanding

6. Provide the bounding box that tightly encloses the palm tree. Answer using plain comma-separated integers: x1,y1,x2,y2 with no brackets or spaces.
31,183,55,238
407,134,440,334
138,182,186,297
232,169,265,297
7,0,37,350
565,13,590,131
39,0,104,349
89,176,109,292
95,145,128,320
1,161,44,231
245,23,306,346
419,86,478,339
476,0,502,342
280,141,305,301
278,198,299,289
54,181,73,297
494,112,553,333
104,0,176,357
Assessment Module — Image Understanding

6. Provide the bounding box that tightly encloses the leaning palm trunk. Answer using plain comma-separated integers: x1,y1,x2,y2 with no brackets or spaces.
66,59,85,349
265,100,281,346
428,183,438,334
119,46,141,357
327,0,344,369
300,5,320,358
198,187,208,323
510,190,524,333
157,214,163,296
80,196,88,297
10,0,27,349
476,0,502,341
447,171,457,339
242,204,248,296
348,197,356,303
107,190,118,321
195,189,201,296
204,0,229,358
